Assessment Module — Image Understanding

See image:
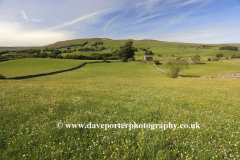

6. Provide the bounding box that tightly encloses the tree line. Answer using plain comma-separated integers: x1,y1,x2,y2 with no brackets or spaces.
219,46,238,51
0,40,136,61
56,42,88,49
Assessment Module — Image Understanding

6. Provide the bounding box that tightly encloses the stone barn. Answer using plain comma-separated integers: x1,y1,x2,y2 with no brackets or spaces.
144,55,153,61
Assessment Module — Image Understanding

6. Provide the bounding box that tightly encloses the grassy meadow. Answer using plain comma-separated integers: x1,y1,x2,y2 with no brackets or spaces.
158,62,240,77
1,39,240,159
1,60,240,159
0,58,100,78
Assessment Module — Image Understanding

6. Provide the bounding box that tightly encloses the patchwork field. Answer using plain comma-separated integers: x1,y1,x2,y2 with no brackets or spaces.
1,61,240,159
41,39,240,59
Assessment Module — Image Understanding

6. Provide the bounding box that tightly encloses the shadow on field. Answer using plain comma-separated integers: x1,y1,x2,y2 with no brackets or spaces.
190,62,206,65
180,75,201,78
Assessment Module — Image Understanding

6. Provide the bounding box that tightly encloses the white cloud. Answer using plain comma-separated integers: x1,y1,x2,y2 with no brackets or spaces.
49,9,109,30
181,0,200,7
134,14,163,24
104,16,118,30
31,18,42,23
21,11,28,21
0,21,72,46
20,11,42,23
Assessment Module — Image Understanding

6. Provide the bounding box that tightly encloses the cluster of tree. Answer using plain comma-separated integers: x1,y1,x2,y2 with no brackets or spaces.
0,48,62,59
145,50,154,55
9,49,41,54
0,50,9,56
201,45,212,49
0,49,42,57
0,54,34,60
139,48,147,51
231,54,240,58
57,42,88,49
91,42,103,46
0,41,135,62
216,53,223,58
219,46,238,51
63,53,118,60
76,46,107,52
112,40,135,61
63,49,73,53
33,49,62,58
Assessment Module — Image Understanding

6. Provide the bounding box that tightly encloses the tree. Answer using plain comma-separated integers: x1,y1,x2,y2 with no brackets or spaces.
192,54,201,64
212,57,219,61
231,54,236,59
154,60,159,64
145,50,154,55
216,53,223,58
115,40,135,60
0,74,6,79
165,60,189,78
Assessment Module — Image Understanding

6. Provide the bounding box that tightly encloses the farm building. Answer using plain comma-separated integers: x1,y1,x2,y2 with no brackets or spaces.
144,55,153,61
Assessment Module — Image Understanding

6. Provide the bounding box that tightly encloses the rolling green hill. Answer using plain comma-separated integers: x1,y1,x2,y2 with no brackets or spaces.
43,39,240,58
1,39,240,60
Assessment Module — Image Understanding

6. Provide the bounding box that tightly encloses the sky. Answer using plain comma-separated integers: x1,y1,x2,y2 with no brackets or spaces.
0,0,240,46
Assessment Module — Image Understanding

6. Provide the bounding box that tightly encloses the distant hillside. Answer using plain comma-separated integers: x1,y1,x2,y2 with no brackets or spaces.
44,38,219,49
1,38,240,52
0,46,41,51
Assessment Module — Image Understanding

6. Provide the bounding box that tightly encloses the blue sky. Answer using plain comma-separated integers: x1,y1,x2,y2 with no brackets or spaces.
0,0,240,46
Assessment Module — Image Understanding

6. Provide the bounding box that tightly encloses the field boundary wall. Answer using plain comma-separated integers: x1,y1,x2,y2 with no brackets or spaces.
6,60,145,80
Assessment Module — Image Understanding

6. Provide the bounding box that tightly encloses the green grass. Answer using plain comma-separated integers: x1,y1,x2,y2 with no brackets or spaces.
1,41,240,159
34,62,169,80
157,62,240,77
1,62,240,159
0,58,96,78
221,59,240,64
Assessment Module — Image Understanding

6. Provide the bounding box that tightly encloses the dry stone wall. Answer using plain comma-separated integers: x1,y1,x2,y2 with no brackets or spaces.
6,60,145,80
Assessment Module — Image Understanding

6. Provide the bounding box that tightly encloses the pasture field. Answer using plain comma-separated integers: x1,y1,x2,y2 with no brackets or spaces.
0,58,99,78
157,62,240,77
221,59,240,65
1,62,240,159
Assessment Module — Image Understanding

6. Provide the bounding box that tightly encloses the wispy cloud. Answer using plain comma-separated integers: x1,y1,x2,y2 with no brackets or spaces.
180,0,200,7
0,0,239,45
21,11,42,23
21,11,28,21
31,18,42,23
135,0,159,6
134,14,163,24
104,16,118,31
49,9,108,30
